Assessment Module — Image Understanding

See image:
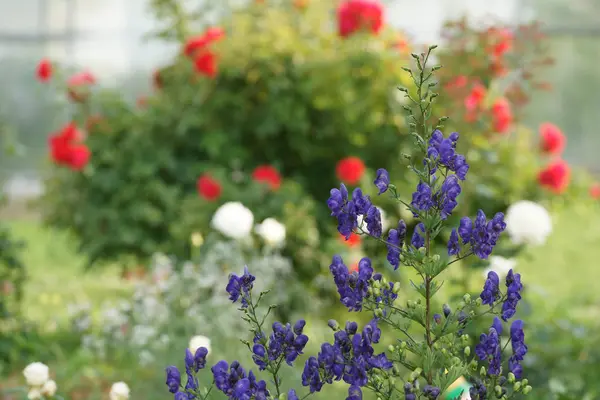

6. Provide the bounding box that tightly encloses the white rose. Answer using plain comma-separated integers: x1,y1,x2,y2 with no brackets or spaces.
357,207,388,234
41,380,57,397
255,218,286,246
505,200,552,246
27,388,42,400
211,202,254,239
189,335,211,355
109,382,130,400
23,362,49,387
483,256,516,279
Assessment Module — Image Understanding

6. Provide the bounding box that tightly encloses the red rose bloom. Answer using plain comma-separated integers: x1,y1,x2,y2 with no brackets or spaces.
340,233,361,247
184,27,225,57
590,183,600,199
36,58,53,82
67,71,96,102
48,123,90,170
538,159,570,194
197,174,222,201
464,83,486,112
491,98,513,134
336,156,366,184
252,165,282,191
539,123,566,155
194,51,218,78
337,0,384,38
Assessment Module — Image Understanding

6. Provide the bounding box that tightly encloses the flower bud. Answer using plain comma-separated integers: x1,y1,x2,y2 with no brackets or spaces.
433,342,440,350
463,294,471,303
374,308,384,318
416,298,422,305
480,366,486,376
410,370,420,381
373,287,381,297
469,359,478,370
521,379,529,386
458,301,466,309
432,254,440,262
507,372,516,384
327,319,339,331
418,247,426,255
368,287,373,295
442,304,451,318
388,344,395,352
399,341,407,350
441,348,448,356
495,386,503,397
373,280,382,289
523,385,532,395
392,366,400,376
461,335,470,345
451,357,461,365
392,283,401,294
513,382,521,392
475,297,482,306
464,346,470,356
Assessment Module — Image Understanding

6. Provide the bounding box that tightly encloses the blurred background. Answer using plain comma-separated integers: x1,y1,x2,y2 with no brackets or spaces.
1,0,600,399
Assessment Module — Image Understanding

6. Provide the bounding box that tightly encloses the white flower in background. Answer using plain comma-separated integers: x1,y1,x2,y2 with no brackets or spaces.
109,382,130,400
23,362,49,386
189,335,211,355
357,207,388,234
483,256,517,279
211,202,254,239
27,388,42,400
255,218,286,246
505,200,552,246
41,380,57,396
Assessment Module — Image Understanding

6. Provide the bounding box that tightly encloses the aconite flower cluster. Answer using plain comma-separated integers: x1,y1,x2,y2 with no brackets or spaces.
164,46,531,400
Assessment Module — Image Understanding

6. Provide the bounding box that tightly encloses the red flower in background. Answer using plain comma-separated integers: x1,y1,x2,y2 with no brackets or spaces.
336,157,365,184
445,75,468,91
590,183,600,199
488,28,513,58
197,174,222,201
340,233,361,247
491,98,513,134
538,159,570,194
67,71,96,102
464,83,486,122
36,58,53,82
184,27,225,57
48,123,90,170
153,70,163,90
252,165,282,190
337,0,383,38
194,51,218,78
539,123,566,155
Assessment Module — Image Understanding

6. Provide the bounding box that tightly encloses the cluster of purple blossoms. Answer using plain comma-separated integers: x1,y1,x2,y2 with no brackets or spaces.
330,256,396,311
508,320,528,378
225,266,256,308
479,269,523,321
386,220,406,270
327,185,382,239
501,269,523,321
252,320,309,370
211,360,269,400
475,317,503,376
468,380,488,400
426,130,469,180
301,319,392,393
447,210,507,259
165,346,210,400
410,222,426,249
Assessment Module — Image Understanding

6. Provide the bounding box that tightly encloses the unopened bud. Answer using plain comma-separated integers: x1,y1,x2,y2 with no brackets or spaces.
522,386,532,395
442,304,451,318
463,294,471,303
513,382,522,392
475,297,482,306
522,379,529,386
432,254,440,262
373,280,382,289
327,319,339,331
495,386,502,397
480,366,486,376
388,344,395,352
400,341,407,350
374,308,384,318
507,373,516,384
373,288,381,297
392,283,401,294
464,346,471,357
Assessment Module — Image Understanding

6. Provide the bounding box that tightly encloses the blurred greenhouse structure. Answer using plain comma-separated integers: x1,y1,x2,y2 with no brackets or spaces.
0,0,599,201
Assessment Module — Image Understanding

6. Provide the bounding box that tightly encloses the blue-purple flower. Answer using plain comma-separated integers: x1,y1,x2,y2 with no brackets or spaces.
501,269,523,321
453,211,506,259
508,319,528,378
374,168,390,194
480,271,501,306
475,322,502,375
330,256,373,311
386,220,406,269
226,266,255,308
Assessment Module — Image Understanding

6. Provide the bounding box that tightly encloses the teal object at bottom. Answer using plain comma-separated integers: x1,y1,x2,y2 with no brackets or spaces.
445,384,471,399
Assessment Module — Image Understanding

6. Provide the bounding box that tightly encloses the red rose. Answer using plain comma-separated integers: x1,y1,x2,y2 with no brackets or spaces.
337,0,384,38
491,98,512,134
538,159,570,194
48,123,91,170
336,157,365,184
539,123,566,155
340,233,361,247
197,174,222,201
488,28,513,58
36,58,53,82
184,27,225,57
252,165,282,191
194,51,218,78
464,84,486,112
68,145,91,171
67,71,96,102
590,183,600,199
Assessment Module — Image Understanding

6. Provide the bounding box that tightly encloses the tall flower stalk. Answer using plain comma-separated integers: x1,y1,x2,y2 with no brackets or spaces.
164,46,531,400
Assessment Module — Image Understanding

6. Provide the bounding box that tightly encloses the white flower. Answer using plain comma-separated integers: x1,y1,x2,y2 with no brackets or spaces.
109,382,130,400
27,388,42,399
41,380,57,397
23,362,49,387
189,335,211,355
357,207,388,234
483,256,517,279
255,218,286,246
505,200,552,246
211,202,254,239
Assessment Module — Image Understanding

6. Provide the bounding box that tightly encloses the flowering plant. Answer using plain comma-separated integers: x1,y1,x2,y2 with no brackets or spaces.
163,47,531,400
